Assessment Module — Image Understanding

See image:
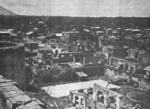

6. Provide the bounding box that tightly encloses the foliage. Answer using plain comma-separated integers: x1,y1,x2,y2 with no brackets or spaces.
39,64,75,83
1,15,150,33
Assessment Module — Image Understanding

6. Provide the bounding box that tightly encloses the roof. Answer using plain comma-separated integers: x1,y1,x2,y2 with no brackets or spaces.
67,62,83,69
83,29,90,32
59,62,83,69
0,76,30,104
0,77,13,83
3,89,24,98
55,33,62,37
38,21,44,24
0,81,15,87
109,36,116,39
0,29,13,34
125,28,133,31
132,29,141,32
0,75,44,109
144,66,150,71
26,31,34,35
0,85,18,92
96,31,104,34
0,31,10,34
38,46,52,51
42,79,121,98
8,95,31,104
75,72,88,77
17,104,43,109
59,52,83,55
37,36,46,39
16,98,44,109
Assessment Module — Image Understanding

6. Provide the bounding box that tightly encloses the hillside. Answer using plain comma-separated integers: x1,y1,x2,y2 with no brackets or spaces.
0,6,16,16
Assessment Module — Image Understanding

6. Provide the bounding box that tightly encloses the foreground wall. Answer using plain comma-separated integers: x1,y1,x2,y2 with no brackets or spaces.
0,41,25,88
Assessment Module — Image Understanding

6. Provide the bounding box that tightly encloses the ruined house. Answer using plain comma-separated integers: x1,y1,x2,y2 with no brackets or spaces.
69,82,142,109
126,48,150,67
101,45,128,64
83,56,106,66
107,57,138,74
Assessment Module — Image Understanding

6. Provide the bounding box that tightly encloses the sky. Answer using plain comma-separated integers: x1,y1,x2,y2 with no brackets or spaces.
1,0,150,17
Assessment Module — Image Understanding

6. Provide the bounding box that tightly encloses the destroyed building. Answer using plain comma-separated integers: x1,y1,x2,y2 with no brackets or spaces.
69,82,148,109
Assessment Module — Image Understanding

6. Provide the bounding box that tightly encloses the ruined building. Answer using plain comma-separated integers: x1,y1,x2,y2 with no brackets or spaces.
69,83,144,109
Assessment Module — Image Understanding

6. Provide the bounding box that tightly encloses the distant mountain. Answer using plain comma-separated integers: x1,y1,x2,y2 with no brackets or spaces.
0,6,16,16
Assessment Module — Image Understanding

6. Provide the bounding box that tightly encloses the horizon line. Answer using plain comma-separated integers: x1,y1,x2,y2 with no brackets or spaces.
2,14,150,18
